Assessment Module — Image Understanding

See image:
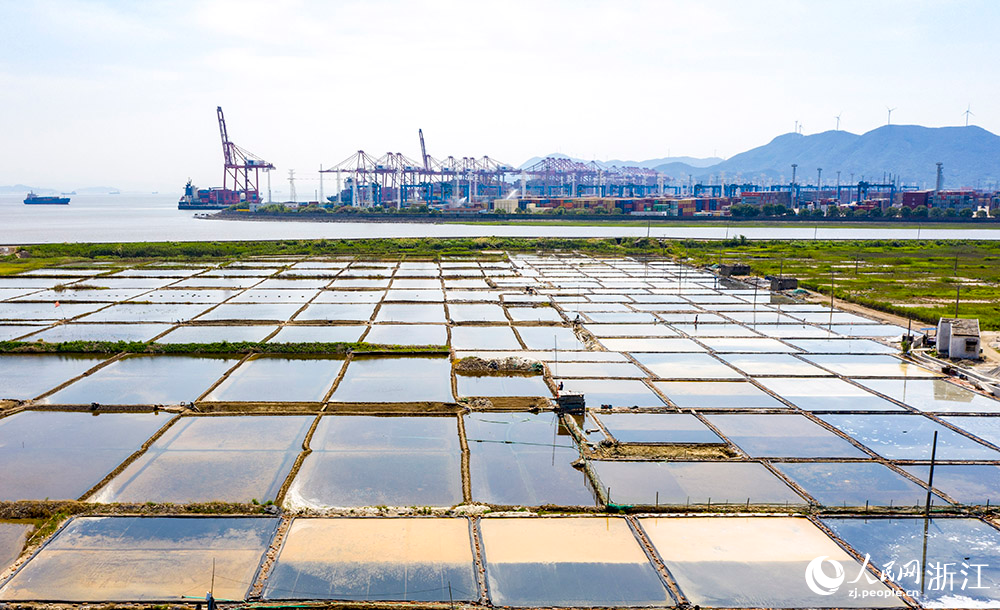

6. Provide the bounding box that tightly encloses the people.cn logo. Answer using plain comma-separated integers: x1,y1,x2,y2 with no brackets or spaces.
805,556,846,595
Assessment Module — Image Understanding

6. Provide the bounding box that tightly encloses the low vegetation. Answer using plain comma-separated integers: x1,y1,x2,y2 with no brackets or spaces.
675,238,1000,329
2,237,673,268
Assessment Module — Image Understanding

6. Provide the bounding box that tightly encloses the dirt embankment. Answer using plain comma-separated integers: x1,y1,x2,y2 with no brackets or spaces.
453,356,543,375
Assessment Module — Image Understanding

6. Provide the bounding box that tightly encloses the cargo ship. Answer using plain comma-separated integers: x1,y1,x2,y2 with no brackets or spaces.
178,179,245,210
24,192,70,205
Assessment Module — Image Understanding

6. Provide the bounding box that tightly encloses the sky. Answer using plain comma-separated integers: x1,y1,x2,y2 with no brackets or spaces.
1,0,997,192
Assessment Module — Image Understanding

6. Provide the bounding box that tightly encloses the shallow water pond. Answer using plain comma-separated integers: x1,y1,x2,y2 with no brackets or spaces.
803,354,939,377
480,517,669,607
706,414,867,458
717,353,831,376
233,288,319,303
330,356,454,403
263,518,477,601
754,377,903,411
268,325,366,344
374,304,446,324
456,374,551,397
205,356,344,402
819,414,1000,460
592,460,805,506
92,415,312,503
0,522,30,574
466,412,595,506
555,378,665,408
515,326,588,351
0,354,109,400
857,379,1000,413
286,416,462,508
448,303,508,322
0,411,170,500
313,289,384,303
198,303,302,322
0,302,104,321
641,516,901,608
775,462,937,507
551,361,647,378
598,337,705,352
294,303,376,322
0,325,46,340
0,516,277,602
585,323,677,338
29,323,172,343
822,517,1000,608
595,413,724,444
77,303,211,323
506,307,565,323
138,288,240,303
653,380,787,409
631,352,742,380
785,338,897,354
903,463,1000,505
450,325,522,350
156,324,276,344
364,324,447,346
43,355,238,405
700,337,800,353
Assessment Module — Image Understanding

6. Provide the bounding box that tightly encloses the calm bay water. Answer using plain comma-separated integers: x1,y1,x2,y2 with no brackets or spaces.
3,194,1000,244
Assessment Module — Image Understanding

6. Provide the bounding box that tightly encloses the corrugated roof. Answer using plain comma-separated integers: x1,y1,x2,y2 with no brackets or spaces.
941,317,980,336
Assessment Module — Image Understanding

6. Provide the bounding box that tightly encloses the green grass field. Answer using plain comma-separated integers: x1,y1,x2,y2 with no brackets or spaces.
674,239,1000,329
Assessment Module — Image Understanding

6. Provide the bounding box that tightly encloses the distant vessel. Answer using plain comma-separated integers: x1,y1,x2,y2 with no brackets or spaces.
178,179,241,210
61,191,76,195
24,192,70,205
109,190,121,195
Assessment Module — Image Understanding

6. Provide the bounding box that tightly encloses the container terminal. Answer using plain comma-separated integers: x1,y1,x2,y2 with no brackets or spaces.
182,108,1000,218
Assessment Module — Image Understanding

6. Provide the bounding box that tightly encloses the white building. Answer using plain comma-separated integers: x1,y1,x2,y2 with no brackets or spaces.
937,318,981,359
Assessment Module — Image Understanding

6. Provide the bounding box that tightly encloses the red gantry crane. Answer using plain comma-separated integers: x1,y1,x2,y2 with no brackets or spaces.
179,107,276,209
217,106,274,205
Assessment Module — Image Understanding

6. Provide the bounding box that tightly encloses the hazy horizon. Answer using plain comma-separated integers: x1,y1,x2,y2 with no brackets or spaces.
2,0,997,192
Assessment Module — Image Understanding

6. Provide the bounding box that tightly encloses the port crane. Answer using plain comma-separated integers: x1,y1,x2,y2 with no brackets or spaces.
217,106,274,204
418,128,430,172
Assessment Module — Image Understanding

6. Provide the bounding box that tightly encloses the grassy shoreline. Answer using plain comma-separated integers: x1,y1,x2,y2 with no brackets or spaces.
449,218,1000,230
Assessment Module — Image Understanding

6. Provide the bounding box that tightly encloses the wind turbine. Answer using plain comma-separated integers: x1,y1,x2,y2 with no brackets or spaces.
964,104,975,127
886,106,896,125
835,112,842,131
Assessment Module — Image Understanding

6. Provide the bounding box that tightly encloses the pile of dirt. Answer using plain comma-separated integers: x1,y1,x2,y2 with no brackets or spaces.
454,356,543,375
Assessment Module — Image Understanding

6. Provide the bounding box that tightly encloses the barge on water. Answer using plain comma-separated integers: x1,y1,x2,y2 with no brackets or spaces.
24,192,70,205
178,179,245,210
